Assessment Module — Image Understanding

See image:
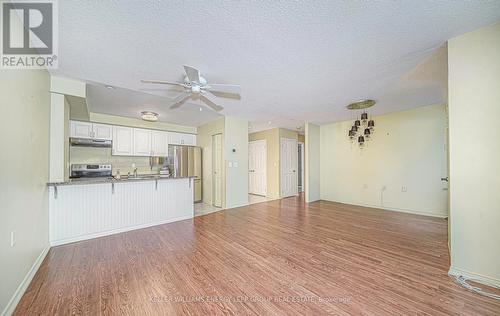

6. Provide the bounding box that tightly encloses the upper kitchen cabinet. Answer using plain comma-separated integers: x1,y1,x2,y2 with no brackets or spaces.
133,128,152,156
168,132,196,146
151,130,169,156
70,121,112,140
70,121,93,139
92,123,113,140
181,133,196,146
112,126,133,156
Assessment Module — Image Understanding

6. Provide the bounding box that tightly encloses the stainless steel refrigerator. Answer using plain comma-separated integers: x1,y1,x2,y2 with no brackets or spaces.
167,145,202,202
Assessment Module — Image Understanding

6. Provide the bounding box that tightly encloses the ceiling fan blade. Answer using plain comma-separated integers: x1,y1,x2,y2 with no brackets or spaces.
141,79,186,87
170,92,191,109
183,65,201,83
204,84,241,95
200,92,223,112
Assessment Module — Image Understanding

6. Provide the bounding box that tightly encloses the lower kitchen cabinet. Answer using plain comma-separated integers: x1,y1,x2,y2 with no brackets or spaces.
48,178,194,245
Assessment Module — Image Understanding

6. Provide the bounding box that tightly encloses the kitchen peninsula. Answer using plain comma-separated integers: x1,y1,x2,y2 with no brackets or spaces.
48,175,194,246
47,119,199,246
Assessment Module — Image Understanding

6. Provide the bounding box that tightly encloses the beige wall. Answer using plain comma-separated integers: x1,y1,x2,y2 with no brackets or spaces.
279,128,298,140
319,104,448,216
298,134,305,143
197,118,225,207
89,112,197,134
448,22,500,284
305,123,320,202
249,128,298,199
249,128,280,199
49,93,70,182
0,70,51,314
224,117,249,208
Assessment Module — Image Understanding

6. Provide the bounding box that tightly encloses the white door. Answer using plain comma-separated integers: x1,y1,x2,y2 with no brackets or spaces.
70,121,92,139
92,123,112,140
151,130,168,156
212,134,223,207
280,138,298,197
248,140,267,196
112,126,133,156
133,128,152,156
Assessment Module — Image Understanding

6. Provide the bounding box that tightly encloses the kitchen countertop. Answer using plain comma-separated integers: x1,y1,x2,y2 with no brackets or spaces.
47,175,196,186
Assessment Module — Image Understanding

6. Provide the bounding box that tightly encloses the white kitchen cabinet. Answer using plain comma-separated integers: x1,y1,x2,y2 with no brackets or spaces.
70,121,112,141
112,126,133,156
70,121,93,139
133,128,152,156
151,130,169,156
180,133,196,146
168,132,196,146
92,123,112,140
168,132,181,145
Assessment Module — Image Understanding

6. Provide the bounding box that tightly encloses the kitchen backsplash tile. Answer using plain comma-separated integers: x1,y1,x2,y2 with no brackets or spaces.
70,146,163,176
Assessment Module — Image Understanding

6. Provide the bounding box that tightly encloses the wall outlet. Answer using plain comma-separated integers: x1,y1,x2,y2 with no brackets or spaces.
401,185,407,192
10,231,16,247
234,162,238,168
228,162,233,168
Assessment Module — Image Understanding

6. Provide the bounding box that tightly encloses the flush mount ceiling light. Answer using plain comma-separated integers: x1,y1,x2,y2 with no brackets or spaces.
141,111,158,122
346,99,376,110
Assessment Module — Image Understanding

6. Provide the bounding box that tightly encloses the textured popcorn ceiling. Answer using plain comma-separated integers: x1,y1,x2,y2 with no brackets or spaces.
51,1,500,130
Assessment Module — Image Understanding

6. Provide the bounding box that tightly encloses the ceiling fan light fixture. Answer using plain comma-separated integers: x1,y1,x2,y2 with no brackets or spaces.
141,65,241,112
141,111,158,122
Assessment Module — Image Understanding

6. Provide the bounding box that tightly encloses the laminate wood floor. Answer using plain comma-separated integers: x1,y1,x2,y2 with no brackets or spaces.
15,195,500,315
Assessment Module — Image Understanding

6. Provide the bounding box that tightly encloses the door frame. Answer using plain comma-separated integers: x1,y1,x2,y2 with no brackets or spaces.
212,133,223,208
248,139,267,196
280,137,298,198
298,141,305,192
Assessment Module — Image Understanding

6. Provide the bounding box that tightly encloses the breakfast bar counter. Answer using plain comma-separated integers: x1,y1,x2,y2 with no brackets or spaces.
48,177,194,246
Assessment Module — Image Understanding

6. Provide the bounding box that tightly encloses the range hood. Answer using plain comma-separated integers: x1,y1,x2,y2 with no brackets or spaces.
70,137,112,148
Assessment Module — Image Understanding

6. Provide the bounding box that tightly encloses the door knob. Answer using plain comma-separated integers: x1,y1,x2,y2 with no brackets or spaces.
441,177,449,182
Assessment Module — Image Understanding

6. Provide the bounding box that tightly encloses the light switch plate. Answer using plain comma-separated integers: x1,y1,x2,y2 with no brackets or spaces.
228,162,233,168
10,231,15,247
234,162,238,168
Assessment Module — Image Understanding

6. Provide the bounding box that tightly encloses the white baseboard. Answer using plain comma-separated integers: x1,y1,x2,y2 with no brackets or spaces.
227,202,249,209
50,214,193,246
320,199,447,218
2,245,50,316
448,266,500,288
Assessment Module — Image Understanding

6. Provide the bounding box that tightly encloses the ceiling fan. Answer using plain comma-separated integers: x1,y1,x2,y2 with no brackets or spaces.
141,65,241,112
